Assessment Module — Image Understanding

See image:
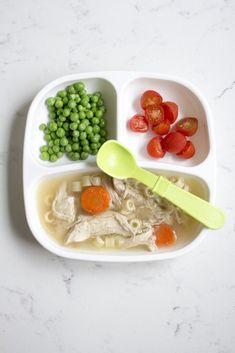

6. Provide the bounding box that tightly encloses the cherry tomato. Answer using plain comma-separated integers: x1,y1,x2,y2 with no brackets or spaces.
154,223,176,247
177,141,195,159
152,119,170,135
140,90,163,110
147,136,165,158
145,104,164,126
176,117,198,136
161,102,178,124
162,132,187,153
129,114,148,133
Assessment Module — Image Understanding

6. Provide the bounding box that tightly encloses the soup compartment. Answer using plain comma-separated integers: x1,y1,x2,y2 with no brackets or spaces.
23,72,216,261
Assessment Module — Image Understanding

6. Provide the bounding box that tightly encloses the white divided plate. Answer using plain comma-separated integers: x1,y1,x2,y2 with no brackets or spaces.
23,72,216,262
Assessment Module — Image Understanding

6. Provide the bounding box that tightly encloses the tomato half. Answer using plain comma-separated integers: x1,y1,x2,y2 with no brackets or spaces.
147,136,165,158
177,141,195,159
145,104,164,126
152,119,170,135
129,114,148,133
161,102,178,124
162,132,187,153
176,117,198,136
154,223,176,247
140,90,163,110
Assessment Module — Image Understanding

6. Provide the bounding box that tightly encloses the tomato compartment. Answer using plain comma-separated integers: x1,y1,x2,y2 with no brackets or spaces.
121,76,210,167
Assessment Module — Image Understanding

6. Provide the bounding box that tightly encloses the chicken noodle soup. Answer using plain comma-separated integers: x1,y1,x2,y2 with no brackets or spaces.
37,172,203,252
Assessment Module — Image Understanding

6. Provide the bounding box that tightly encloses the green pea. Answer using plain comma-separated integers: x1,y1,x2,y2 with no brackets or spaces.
48,140,54,147
63,108,71,117
54,139,60,145
57,151,63,158
100,137,106,144
90,135,100,143
48,147,54,154
65,144,72,153
68,93,76,100
100,129,107,137
57,121,63,127
80,131,87,140
79,111,86,120
48,105,55,112
86,110,93,119
70,122,78,130
94,91,102,98
79,89,87,97
68,100,76,109
67,85,76,94
91,95,99,103
81,152,89,160
78,123,86,131
63,97,68,104
83,145,90,153
44,128,50,134
78,105,84,112
100,106,106,113
90,143,98,150
81,97,89,107
81,139,88,146
99,118,106,127
39,123,46,131
83,119,89,126
93,125,100,133
72,152,80,160
49,121,57,132
63,122,69,131
91,117,99,125
46,97,55,106
58,115,66,122
90,149,98,155
85,126,93,134
50,154,58,162
74,82,85,91
70,112,79,122
72,137,79,142
49,112,56,119
56,128,65,137
72,143,79,151
60,137,68,146
57,90,67,98
95,110,103,118
44,134,51,142
97,99,104,107
90,103,97,109
55,99,63,108
40,152,49,160
75,95,81,103
86,103,91,109
57,108,63,115
40,145,48,152
72,130,80,138
53,145,60,153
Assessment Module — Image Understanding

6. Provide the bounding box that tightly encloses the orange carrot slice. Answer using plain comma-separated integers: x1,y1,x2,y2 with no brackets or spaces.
81,186,110,214
154,223,176,247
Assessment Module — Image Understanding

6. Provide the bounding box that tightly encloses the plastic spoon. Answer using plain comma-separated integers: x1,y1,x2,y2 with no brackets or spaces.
97,140,224,230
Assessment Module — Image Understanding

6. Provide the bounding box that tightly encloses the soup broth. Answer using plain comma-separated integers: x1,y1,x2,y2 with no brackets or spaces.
37,171,205,252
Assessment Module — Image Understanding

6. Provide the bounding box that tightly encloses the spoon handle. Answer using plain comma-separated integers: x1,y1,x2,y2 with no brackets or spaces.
152,176,225,229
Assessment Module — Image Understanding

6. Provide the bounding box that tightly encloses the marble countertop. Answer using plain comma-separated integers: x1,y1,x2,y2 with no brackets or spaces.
0,0,235,352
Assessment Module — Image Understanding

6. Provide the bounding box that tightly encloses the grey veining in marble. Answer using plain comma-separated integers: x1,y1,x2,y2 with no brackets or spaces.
0,0,235,352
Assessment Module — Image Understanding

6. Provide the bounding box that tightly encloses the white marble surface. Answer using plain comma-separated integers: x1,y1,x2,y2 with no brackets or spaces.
0,0,235,352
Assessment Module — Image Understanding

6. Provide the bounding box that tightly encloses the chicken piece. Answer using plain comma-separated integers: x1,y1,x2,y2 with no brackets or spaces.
52,182,76,224
113,178,126,195
102,176,122,209
122,228,157,252
65,211,134,244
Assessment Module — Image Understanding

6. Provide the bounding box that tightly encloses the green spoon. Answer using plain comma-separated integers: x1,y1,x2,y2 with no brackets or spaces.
97,140,224,230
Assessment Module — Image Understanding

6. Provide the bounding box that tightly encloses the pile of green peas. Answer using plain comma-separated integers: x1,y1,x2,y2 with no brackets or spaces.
39,81,108,162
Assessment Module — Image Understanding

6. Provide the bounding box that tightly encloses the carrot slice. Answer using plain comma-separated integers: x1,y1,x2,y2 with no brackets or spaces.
154,223,176,247
81,186,110,214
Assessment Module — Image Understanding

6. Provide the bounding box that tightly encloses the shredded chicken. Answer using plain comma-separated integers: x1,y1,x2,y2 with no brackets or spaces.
52,182,76,224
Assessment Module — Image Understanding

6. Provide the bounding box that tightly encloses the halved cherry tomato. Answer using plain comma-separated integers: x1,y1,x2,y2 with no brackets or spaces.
162,132,187,153
161,102,178,124
154,223,176,247
176,117,198,136
140,90,163,110
152,119,170,135
177,141,195,159
129,114,148,133
145,104,164,126
147,136,165,158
